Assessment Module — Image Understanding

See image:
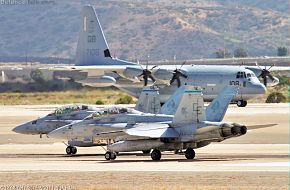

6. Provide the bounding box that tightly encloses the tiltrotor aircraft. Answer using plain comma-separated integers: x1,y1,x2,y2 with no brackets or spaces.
48,85,276,160
50,5,283,107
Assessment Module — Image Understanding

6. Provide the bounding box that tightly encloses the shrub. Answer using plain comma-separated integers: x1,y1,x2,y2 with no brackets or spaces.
266,92,287,103
115,95,134,104
95,100,105,105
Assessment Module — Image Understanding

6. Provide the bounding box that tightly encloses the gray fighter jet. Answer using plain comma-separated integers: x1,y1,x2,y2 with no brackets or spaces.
48,85,276,160
12,86,162,154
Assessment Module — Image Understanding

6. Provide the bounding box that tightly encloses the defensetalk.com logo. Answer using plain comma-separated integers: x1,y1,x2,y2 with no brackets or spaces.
0,0,56,5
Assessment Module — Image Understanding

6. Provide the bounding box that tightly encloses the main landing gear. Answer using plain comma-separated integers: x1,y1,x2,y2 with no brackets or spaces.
184,148,195,159
237,100,247,107
66,146,77,155
151,149,161,160
104,151,117,160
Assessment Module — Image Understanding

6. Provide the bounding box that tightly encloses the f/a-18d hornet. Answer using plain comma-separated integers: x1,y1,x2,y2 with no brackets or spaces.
50,5,284,107
12,86,162,154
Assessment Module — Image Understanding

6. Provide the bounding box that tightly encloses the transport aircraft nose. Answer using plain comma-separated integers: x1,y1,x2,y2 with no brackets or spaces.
256,83,267,94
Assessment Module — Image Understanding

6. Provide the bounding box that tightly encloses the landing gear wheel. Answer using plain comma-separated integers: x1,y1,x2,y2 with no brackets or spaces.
111,153,117,160
142,150,151,154
105,151,117,160
151,149,161,161
237,100,247,107
185,148,195,159
105,151,112,160
66,146,72,155
71,146,77,155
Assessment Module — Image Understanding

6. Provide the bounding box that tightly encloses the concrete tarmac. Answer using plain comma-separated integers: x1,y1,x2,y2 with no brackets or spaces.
0,104,288,189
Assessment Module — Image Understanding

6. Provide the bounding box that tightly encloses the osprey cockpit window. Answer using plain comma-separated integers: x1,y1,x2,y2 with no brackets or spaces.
32,120,37,124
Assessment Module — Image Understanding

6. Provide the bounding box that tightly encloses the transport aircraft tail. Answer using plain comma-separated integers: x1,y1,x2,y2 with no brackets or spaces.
75,5,134,66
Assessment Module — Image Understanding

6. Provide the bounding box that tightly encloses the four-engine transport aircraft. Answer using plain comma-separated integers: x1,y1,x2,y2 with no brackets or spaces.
49,5,282,107
48,85,276,160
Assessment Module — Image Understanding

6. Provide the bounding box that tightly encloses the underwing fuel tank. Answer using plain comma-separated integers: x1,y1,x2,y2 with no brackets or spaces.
76,75,116,87
108,140,164,152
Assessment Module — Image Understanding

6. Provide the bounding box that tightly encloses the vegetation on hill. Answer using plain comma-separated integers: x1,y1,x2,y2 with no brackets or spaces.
0,0,288,61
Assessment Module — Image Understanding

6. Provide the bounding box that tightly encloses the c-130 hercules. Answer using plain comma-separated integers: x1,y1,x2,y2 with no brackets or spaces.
50,5,281,107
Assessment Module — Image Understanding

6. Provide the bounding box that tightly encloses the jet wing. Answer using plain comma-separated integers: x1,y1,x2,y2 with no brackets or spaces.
94,123,179,140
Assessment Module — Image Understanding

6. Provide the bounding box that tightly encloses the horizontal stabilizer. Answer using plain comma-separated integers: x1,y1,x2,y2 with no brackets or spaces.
246,123,277,130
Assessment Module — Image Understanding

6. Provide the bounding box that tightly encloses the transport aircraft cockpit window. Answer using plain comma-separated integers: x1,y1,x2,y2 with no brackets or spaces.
236,72,246,79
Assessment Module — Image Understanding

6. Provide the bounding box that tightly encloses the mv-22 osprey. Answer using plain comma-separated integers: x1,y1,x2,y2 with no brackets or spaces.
51,5,280,107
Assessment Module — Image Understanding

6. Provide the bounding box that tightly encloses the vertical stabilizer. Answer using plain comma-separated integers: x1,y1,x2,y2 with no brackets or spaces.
172,86,205,124
135,86,160,114
75,5,111,66
206,86,238,122
160,86,185,115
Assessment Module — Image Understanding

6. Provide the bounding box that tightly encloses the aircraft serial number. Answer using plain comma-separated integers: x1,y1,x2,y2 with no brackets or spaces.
229,81,240,85
86,49,99,56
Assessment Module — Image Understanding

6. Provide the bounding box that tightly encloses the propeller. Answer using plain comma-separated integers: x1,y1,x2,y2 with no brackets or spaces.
256,62,275,87
169,61,188,87
137,61,157,86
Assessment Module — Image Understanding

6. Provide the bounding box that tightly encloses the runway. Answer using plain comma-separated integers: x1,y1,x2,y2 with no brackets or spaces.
0,104,288,189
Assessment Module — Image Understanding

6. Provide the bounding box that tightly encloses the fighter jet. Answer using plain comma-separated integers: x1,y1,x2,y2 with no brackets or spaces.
12,86,162,154
48,85,276,160
48,5,284,107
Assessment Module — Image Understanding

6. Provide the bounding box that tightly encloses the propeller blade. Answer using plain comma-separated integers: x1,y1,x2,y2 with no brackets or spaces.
179,61,186,69
176,77,181,87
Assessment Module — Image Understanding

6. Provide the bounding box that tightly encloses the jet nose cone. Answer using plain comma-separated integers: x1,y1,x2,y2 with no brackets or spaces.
12,124,27,134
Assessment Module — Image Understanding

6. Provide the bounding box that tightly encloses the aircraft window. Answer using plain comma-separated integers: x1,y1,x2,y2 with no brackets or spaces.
32,120,37,124
85,107,133,120
54,105,83,115
236,72,246,79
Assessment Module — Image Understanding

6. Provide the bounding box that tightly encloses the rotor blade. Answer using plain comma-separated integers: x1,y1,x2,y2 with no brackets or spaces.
246,124,277,130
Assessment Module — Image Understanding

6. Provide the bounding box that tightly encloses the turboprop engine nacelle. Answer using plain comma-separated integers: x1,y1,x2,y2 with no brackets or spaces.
122,67,143,82
220,123,247,138
76,75,116,87
153,69,172,81
108,140,164,152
